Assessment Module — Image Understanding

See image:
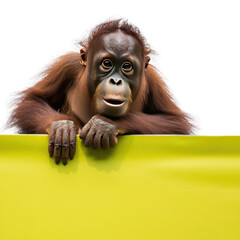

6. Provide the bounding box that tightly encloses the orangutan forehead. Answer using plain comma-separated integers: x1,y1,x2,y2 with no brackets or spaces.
91,30,144,56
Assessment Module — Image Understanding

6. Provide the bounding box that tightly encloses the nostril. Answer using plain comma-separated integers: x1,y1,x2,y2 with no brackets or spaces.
116,79,122,85
109,78,115,85
110,78,122,85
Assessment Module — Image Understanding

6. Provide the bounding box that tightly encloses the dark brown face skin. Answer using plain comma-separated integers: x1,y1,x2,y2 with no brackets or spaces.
85,30,145,117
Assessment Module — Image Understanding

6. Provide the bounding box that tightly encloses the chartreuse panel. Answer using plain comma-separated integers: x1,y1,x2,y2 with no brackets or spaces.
0,135,240,240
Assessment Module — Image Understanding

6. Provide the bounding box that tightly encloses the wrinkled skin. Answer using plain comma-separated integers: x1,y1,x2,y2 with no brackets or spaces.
48,120,76,165
48,116,119,164
80,115,119,149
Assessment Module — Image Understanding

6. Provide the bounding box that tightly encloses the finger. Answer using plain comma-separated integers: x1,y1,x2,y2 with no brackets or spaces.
48,123,56,157
69,125,76,159
62,127,70,165
109,135,118,148
80,123,91,139
54,128,62,164
93,132,102,149
101,135,110,149
84,128,95,147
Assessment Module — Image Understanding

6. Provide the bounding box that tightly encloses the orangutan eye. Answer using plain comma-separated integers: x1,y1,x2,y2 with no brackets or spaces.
122,61,133,72
101,59,113,69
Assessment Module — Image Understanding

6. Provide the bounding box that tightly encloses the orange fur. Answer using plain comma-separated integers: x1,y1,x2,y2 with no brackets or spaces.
9,20,193,135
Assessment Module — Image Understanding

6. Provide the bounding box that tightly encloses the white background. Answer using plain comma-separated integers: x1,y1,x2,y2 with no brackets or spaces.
0,0,240,135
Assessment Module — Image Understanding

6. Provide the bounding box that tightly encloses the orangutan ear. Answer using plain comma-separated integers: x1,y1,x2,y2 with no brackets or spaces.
145,56,150,69
80,48,87,66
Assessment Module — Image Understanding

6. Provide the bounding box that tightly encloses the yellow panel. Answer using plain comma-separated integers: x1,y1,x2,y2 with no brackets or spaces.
0,135,240,240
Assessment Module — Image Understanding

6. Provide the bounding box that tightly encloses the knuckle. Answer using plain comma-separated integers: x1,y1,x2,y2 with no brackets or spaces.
62,145,69,151
48,143,54,148
54,144,61,150
55,138,62,145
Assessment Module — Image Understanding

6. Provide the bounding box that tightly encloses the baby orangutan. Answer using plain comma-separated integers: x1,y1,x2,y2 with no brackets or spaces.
9,19,192,165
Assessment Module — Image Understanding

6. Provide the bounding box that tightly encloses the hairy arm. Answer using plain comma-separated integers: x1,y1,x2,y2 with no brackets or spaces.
9,52,82,164
9,52,82,133
115,112,192,135
11,98,76,134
